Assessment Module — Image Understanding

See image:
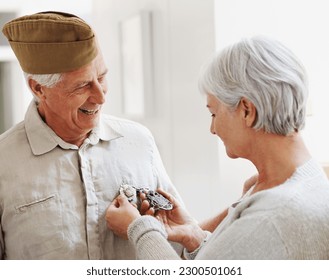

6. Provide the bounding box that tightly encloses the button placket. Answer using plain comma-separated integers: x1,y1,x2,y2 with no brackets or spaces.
78,143,101,259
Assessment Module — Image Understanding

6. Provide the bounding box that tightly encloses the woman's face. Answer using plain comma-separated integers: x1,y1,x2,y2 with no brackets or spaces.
206,94,248,159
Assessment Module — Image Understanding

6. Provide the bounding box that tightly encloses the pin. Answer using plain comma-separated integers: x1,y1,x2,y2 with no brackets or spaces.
119,184,173,211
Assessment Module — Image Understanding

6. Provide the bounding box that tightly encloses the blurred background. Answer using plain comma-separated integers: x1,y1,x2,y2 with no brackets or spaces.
1,0,328,221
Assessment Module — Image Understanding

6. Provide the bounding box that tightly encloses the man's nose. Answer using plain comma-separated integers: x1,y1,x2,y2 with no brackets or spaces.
91,82,106,104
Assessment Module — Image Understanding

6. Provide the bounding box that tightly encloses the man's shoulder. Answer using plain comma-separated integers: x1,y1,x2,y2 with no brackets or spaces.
0,121,28,165
0,121,26,147
101,114,153,137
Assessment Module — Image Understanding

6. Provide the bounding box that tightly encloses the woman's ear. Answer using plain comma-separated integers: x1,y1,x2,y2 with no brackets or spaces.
28,79,45,100
240,98,257,127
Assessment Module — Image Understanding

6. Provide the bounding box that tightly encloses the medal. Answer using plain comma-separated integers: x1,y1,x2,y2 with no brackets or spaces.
119,184,173,211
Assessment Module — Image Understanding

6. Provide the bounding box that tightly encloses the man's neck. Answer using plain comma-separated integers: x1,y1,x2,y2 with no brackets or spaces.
37,106,90,147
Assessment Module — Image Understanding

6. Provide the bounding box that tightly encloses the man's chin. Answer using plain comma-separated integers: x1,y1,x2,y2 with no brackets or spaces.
78,116,100,131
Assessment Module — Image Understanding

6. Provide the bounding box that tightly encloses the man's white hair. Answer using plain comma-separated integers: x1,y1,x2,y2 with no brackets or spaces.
24,72,63,101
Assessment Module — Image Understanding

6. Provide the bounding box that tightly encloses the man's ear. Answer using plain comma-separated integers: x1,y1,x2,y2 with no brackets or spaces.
28,79,45,100
240,98,257,127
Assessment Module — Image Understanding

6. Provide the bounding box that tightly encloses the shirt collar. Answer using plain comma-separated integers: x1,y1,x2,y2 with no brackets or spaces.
25,101,122,155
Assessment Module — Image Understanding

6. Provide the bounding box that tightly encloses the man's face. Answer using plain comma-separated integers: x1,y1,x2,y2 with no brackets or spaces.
36,52,108,143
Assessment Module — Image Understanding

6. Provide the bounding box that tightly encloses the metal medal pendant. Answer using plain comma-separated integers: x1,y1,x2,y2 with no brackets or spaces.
145,190,173,211
119,184,173,211
119,184,138,204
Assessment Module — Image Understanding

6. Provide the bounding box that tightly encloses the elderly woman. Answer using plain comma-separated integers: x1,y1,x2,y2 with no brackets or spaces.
106,36,329,259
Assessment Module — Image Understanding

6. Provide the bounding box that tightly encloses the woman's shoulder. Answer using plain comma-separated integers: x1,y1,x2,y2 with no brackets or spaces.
240,174,329,221
243,159,329,213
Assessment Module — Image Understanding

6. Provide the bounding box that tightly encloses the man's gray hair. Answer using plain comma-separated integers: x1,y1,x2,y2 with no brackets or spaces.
198,36,308,136
24,72,63,101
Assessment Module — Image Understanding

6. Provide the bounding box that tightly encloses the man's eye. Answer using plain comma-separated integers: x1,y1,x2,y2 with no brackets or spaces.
98,76,106,83
211,114,215,118
81,83,90,88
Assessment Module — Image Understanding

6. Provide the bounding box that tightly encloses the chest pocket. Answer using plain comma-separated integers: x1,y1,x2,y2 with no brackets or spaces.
6,193,64,259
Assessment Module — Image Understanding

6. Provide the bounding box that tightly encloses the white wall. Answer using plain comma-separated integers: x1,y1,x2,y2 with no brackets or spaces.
0,0,91,16
93,0,222,221
214,0,329,201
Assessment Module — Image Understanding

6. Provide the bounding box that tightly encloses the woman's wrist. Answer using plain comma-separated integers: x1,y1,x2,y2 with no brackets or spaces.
183,230,212,260
182,225,208,252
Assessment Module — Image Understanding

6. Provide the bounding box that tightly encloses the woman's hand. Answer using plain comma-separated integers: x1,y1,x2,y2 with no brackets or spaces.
155,189,207,252
106,194,141,239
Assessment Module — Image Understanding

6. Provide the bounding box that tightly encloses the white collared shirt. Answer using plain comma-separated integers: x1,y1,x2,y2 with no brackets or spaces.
0,101,181,259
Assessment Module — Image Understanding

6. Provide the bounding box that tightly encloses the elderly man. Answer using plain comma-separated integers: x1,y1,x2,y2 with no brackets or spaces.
0,11,182,259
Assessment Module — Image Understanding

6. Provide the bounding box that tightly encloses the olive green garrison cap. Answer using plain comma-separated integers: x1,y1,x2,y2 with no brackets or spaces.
2,11,98,74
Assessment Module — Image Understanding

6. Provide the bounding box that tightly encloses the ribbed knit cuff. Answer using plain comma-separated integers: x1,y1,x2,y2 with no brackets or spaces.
183,230,212,260
128,215,168,246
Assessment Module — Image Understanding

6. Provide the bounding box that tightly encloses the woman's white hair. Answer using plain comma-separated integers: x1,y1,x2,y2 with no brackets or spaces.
199,36,308,136
24,72,63,101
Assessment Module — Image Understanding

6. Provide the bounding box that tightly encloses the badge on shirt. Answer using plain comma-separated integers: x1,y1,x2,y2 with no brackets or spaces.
119,184,173,211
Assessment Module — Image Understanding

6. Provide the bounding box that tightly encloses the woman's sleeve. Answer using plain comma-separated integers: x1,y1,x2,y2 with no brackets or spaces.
128,215,181,260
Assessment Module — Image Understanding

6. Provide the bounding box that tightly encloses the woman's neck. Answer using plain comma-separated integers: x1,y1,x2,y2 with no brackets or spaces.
249,132,311,193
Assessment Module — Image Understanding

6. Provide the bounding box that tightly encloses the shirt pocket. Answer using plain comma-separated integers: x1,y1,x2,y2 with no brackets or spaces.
10,193,64,259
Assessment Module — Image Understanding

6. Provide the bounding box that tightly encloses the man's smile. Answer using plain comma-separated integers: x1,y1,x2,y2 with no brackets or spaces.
79,108,100,115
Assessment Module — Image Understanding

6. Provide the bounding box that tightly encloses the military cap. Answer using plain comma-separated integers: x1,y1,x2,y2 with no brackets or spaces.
1,11,98,74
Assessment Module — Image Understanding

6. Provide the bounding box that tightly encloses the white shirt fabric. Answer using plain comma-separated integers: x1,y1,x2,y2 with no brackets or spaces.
0,101,181,259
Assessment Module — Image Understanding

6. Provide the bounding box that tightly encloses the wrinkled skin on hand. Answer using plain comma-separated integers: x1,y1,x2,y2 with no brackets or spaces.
154,189,206,252
106,189,206,251
106,192,155,239
106,194,141,239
